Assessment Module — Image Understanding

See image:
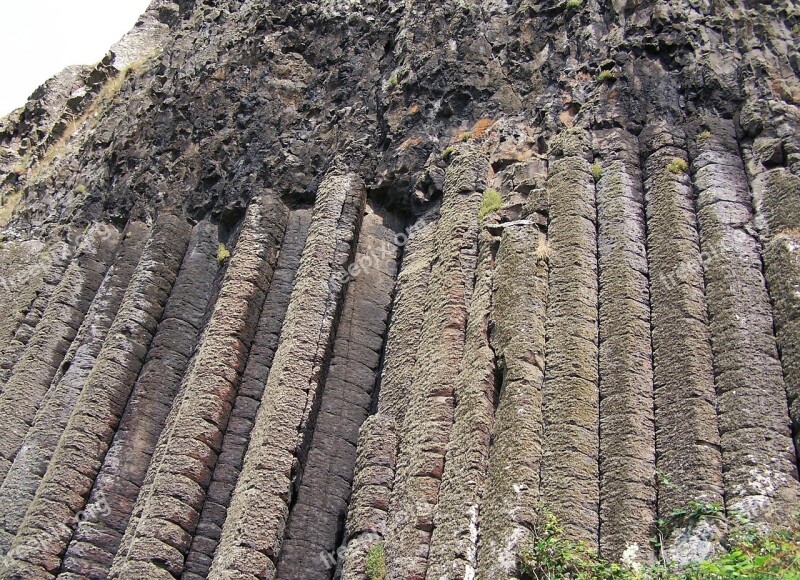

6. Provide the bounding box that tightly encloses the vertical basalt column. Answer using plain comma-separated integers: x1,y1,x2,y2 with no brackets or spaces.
2,213,191,579
110,196,288,579
183,208,312,580
691,118,800,523
640,121,724,563
594,129,656,561
384,149,488,580
208,171,366,580
426,227,497,580
337,210,438,579
276,205,401,580
339,416,397,580
476,223,548,579
744,150,800,459
58,220,220,579
540,129,599,548
374,207,438,427
0,224,121,483
0,222,150,556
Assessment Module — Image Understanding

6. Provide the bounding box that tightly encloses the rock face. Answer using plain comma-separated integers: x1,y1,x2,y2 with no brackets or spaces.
0,0,799,578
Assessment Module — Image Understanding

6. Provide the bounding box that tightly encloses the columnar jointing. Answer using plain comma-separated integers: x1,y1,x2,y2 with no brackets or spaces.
0,238,74,389
339,208,439,579
110,195,288,579
639,121,724,563
0,222,149,555
690,118,800,522
594,129,656,561
744,139,800,460
0,224,121,483
184,208,312,580
540,129,599,548
276,204,401,579
384,149,488,579
426,226,497,579
209,170,366,579
477,223,548,579
2,213,191,579
60,220,220,579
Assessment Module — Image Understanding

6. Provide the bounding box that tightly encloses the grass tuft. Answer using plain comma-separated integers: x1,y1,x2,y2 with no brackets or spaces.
597,70,616,83
365,543,387,580
667,157,688,175
478,188,502,220
216,243,231,265
591,162,603,183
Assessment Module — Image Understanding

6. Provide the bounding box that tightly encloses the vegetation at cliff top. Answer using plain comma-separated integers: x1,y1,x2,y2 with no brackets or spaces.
519,507,800,580
598,70,616,83
478,188,503,220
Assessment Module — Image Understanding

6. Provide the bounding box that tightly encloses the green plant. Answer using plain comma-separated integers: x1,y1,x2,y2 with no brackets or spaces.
216,243,231,265
667,157,688,175
597,70,616,83
478,188,502,220
365,543,387,580
566,0,583,8
441,146,455,160
75,184,86,194
389,74,399,89
460,131,472,142
696,130,712,141
520,508,800,580
591,162,603,183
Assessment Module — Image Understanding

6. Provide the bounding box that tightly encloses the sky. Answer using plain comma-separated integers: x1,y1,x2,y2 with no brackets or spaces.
0,0,152,116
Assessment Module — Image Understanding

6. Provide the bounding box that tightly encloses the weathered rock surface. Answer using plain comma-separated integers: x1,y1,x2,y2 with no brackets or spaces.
1,0,799,578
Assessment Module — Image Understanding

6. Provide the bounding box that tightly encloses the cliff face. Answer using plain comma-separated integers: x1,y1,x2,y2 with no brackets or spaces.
0,0,799,578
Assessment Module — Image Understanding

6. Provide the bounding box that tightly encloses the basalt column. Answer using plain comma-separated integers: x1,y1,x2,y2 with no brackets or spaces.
209,170,366,579
476,222,548,579
338,209,439,579
691,117,800,523
383,148,488,579
540,129,600,548
0,224,120,482
2,213,191,579
594,129,656,561
0,221,149,556
426,226,497,579
110,195,288,579
183,208,312,580
60,220,220,579
744,136,800,460
276,204,401,580
640,121,724,563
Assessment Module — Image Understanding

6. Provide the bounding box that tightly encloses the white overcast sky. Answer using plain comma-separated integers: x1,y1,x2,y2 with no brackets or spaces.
0,0,152,116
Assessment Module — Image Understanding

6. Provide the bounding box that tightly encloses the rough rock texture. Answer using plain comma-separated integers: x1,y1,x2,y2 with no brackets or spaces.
1,0,800,578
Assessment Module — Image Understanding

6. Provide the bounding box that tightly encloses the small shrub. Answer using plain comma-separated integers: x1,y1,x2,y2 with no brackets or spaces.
441,146,455,160
389,74,399,89
478,188,502,220
75,184,87,194
697,130,712,141
591,162,602,183
566,0,583,8
667,157,688,175
460,131,472,142
597,70,616,83
216,243,231,265
365,543,387,580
